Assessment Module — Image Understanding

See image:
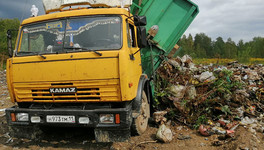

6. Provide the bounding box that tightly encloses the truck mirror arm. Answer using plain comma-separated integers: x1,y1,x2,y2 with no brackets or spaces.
129,49,141,60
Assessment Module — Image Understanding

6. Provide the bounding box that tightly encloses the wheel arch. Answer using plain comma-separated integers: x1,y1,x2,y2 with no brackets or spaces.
132,74,152,114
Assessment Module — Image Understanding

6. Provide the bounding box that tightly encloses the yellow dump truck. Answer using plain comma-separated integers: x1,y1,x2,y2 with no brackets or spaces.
5,0,198,142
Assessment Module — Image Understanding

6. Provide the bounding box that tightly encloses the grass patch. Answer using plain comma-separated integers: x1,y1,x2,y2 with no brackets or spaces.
249,58,264,64
193,58,235,65
193,58,264,65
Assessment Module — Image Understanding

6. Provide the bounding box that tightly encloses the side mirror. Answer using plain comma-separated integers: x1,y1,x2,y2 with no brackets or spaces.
7,29,18,57
7,30,13,57
137,26,147,48
134,16,147,26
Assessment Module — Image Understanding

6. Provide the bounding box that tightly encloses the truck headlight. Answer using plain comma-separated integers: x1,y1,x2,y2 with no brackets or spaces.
79,117,90,124
16,113,29,121
99,114,114,124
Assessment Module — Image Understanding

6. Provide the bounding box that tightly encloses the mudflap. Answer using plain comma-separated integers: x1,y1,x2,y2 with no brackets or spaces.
8,125,43,140
94,128,131,142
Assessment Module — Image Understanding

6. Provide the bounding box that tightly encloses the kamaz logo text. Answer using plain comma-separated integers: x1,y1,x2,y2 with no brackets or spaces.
49,87,77,93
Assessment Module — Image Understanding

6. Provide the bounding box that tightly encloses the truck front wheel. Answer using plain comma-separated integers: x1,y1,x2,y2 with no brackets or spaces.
131,91,150,135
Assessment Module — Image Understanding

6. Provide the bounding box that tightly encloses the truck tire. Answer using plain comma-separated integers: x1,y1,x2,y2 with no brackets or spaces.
131,91,150,135
94,128,130,142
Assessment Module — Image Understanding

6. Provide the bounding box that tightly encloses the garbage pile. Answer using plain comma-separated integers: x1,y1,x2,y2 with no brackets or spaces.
0,70,8,108
154,55,264,144
0,70,6,86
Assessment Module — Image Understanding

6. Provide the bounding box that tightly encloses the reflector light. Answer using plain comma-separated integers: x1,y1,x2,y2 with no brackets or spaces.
11,113,16,122
115,114,120,124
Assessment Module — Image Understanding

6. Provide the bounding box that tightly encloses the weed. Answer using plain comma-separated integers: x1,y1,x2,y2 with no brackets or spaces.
221,105,232,115
193,115,208,129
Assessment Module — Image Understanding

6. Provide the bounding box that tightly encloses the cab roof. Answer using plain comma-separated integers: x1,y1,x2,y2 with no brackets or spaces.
21,8,130,25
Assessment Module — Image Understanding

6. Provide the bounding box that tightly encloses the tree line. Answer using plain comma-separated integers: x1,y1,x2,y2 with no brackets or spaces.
177,33,264,61
0,18,20,56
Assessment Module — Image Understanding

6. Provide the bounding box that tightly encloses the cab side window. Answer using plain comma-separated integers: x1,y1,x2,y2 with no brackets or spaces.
127,23,136,48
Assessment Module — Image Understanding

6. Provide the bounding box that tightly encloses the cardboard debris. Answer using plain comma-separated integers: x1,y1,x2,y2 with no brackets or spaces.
153,111,167,124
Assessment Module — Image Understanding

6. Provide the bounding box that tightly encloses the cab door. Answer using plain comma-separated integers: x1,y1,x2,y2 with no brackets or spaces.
119,20,143,101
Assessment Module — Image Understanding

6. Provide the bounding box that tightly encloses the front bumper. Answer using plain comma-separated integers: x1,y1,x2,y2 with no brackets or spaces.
5,105,132,129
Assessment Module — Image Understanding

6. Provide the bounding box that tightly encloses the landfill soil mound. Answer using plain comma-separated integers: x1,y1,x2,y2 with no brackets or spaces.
0,59,264,150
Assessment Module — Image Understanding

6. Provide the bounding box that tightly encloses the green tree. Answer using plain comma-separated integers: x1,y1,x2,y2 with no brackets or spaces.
178,34,195,57
0,18,20,55
194,33,212,58
251,37,264,58
186,34,195,56
237,41,252,63
225,38,238,58
212,37,225,58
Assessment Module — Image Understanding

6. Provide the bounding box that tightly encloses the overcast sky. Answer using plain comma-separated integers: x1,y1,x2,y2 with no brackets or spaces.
0,0,263,43
185,0,264,43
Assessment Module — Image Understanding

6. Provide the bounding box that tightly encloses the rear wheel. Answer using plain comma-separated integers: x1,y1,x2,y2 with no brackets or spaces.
131,91,150,135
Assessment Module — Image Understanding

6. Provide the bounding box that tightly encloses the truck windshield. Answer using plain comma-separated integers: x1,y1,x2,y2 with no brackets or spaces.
18,16,122,56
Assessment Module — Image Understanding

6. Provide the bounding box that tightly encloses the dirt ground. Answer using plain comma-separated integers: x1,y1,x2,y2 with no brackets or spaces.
0,70,264,150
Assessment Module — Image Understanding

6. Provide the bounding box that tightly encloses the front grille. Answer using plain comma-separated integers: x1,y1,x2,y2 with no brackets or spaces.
14,79,120,102
31,88,100,101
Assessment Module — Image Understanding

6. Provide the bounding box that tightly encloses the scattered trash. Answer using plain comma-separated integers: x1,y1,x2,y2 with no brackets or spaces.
131,140,157,150
177,134,191,140
198,71,216,82
82,140,88,145
41,140,48,143
3,133,10,138
3,133,13,144
177,126,183,131
5,138,13,144
0,108,6,117
248,127,257,135
156,124,173,143
212,140,224,146
153,111,167,124
212,127,226,135
168,59,182,71
169,85,186,99
241,117,257,125
186,86,197,99
200,143,206,146
199,125,212,136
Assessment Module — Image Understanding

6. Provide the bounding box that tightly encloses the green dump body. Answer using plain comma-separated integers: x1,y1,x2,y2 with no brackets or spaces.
131,0,199,77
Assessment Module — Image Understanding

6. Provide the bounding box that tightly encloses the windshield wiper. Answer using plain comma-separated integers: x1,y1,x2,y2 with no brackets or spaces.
64,47,102,56
17,51,46,59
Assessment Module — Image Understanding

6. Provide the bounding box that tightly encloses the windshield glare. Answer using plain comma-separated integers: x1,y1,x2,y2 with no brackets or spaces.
18,16,122,55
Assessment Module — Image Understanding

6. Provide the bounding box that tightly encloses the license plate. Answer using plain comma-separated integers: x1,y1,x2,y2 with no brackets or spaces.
46,115,75,123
